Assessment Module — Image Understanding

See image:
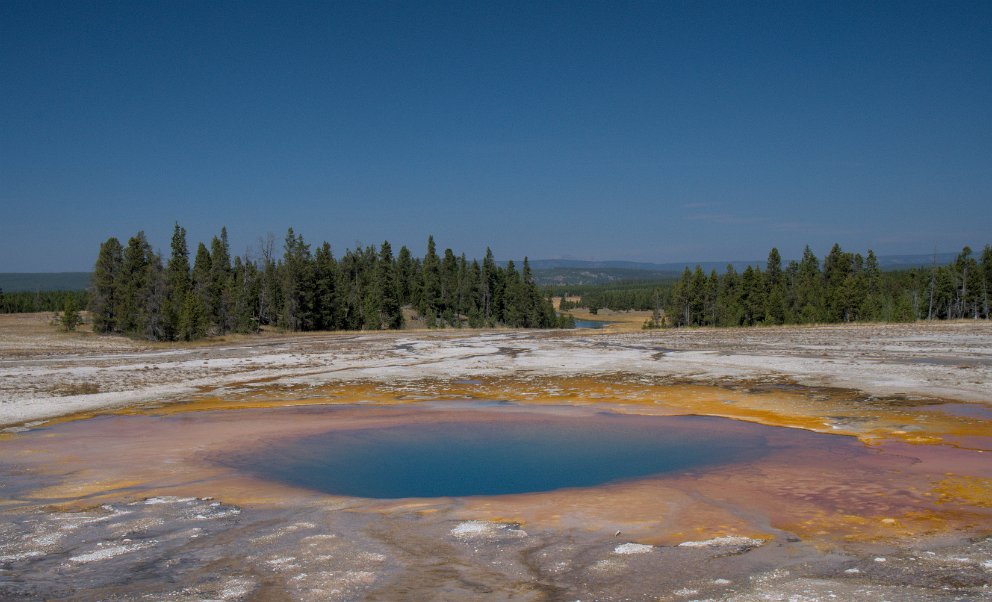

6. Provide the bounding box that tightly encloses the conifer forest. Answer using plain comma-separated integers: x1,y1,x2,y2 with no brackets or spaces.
661,244,992,327
4,229,987,338
86,225,568,341
555,244,992,327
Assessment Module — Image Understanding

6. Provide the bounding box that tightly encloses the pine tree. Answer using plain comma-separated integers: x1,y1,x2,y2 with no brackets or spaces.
521,257,542,327
162,223,191,340
781,260,799,323
177,290,208,341
280,228,314,331
689,266,707,326
981,245,992,319
457,254,476,324
336,248,357,330
230,256,260,334
860,250,883,321
837,253,864,322
932,266,955,319
396,245,415,306
440,248,459,325
481,248,497,325
191,242,212,328
650,284,666,328
256,233,281,327
313,242,340,330
420,236,441,326
209,227,233,333
954,246,982,319
375,241,403,329
502,260,525,326
795,246,824,323
456,253,470,325
740,266,756,325
117,232,155,337
409,257,424,311
823,243,853,322
145,252,168,340
59,297,81,332
669,267,692,327
741,266,766,325
716,265,742,326
467,259,484,327
90,237,123,333
765,248,786,325
360,247,383,330
705,270,719,326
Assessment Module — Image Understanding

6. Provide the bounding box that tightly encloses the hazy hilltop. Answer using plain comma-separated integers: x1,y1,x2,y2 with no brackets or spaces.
0,253,962,291
0,272,91,293
528,253,959,285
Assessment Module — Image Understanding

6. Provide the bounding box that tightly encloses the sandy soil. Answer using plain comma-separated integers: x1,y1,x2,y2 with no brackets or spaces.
1,313,991,600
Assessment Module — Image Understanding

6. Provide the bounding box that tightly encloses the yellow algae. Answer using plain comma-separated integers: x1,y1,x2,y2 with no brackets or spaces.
773,503,983,544
27,478,147,501
1,371,989,552
9,372,987,469
933,476,992,508
204,376,986,451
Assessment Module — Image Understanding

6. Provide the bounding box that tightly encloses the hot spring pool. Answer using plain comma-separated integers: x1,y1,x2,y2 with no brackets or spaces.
223,412,770,498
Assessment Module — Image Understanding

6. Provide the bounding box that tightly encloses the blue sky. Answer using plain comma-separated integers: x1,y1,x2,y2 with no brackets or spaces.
1,1,989,271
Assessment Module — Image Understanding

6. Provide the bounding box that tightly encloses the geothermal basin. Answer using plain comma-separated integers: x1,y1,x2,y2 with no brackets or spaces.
6,395,991,600
222,411,775,498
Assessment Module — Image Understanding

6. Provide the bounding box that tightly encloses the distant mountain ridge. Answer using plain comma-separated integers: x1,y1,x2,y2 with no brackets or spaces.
0,253,963,291
0,272,91,293
527,253,960,286
529,252,958,273
527,259,684,270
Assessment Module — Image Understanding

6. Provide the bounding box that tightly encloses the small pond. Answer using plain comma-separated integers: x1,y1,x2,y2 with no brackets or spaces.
574,318,611,329
224,413,769,498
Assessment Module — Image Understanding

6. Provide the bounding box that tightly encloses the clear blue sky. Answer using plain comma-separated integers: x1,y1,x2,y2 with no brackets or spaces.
2,1,989,271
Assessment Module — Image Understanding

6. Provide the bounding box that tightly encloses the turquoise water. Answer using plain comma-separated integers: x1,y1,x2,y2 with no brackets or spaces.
229,413,769,498
574,318,610,329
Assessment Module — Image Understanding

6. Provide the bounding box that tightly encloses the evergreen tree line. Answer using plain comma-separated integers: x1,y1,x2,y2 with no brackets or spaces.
88,225,568,340
0,289,88,314
556,282,672,313
667,244,992,327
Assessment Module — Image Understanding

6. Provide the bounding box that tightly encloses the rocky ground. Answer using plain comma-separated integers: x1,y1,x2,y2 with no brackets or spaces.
0,313,990,600
2,314,991,427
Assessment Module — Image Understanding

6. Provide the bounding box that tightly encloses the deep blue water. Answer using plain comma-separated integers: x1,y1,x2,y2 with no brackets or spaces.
229,413,768,498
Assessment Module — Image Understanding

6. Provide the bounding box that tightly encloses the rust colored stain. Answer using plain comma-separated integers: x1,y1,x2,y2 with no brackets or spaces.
107,374,992,447
2,381,990,548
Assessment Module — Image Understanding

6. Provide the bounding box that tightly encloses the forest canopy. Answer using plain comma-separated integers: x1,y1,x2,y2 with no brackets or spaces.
554,244,992,327
554,243,992,328
4,235,987,335
661,244,991,327
86,225,570,341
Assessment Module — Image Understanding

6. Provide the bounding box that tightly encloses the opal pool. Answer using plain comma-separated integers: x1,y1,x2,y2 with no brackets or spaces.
225,412,770,498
